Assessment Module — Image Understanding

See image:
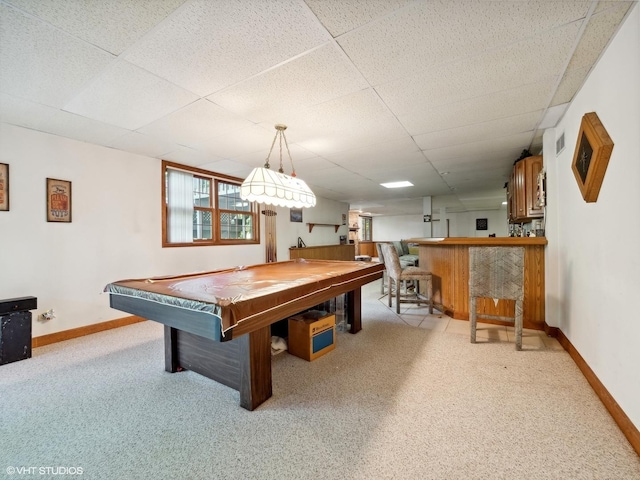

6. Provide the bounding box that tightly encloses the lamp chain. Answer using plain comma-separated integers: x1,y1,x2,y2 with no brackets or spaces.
281,129,296,177
278,130,284,173
263,130,279,170
262,124,297,176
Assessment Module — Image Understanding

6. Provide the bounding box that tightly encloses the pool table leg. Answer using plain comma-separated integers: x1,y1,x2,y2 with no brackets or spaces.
347,287,362,334
163,324,273,410
164,325,179,372
238,325,273,410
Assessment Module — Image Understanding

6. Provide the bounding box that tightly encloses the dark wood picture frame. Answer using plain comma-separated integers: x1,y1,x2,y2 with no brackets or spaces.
0,163,8,211
290,208,302,223
571,112,614,203
476,218,488,230
46,178,72,223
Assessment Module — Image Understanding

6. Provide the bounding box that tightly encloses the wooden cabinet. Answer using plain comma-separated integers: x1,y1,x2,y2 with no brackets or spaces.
525,155,544,218
508,155,543,223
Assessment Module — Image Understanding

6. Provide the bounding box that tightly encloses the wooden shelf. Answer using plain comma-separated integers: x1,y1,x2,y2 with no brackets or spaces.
307,223,341,233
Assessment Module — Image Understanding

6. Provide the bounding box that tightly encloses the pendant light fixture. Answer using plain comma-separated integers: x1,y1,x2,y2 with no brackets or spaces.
240,124,316,209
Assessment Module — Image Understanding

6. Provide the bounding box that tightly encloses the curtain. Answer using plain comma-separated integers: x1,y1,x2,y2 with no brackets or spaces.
167,169,193,243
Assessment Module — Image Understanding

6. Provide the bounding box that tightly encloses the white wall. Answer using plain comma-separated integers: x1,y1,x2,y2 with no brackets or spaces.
373,208,508,240
373,214,424,241
443,209,509,238
0,124,345,337
545,4,639,430
276,197,349,254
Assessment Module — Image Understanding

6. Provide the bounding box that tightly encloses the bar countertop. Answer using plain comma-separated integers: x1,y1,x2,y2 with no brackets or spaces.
405,237,547,246
405,236,546,329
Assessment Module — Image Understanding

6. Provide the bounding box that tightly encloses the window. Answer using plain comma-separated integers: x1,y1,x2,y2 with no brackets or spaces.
360,216,372,241
162,161,259,247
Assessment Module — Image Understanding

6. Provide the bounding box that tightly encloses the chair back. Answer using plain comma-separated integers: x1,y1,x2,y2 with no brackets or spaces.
380,243,403,280
469,247,524,301
375,243,385,264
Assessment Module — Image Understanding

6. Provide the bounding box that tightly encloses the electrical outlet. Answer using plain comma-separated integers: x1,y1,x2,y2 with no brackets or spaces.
40,309,55,321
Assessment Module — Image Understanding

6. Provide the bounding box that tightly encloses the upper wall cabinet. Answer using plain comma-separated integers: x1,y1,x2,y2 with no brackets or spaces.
508,155,544,223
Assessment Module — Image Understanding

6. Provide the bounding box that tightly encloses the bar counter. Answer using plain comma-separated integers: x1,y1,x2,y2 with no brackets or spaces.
405,237,547,330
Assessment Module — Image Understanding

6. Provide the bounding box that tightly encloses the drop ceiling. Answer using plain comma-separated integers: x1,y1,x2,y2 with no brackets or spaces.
0,0,633,215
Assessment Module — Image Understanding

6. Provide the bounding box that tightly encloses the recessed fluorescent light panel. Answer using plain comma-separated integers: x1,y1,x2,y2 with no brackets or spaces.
380,181,413,189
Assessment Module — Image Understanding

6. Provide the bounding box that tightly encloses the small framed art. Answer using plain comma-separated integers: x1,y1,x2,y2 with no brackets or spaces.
0,163,8,211
571,112,614,203
290,208,302,223
46,178,72,223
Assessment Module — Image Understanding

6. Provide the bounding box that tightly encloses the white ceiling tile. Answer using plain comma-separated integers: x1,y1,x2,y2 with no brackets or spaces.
280,90,408,155
0,3,114,107
304,0,413,37
0,94,58,130
229,142,320,174
376,23,580,116
321,136,420,165
195,159,250,178
138,99,254,149
284,89,391,135
338,0,590,85
433,154,514,173
208,43,368,123
551,65,591,106
122,0,330,96
161,145,226,168
196,125,276,159
424,132,533,163
398,80,554,135
108,132,176,158
566,2,632,72
5,0,185,55
413,111,542,151
34,110,131,146
64,60,198,130
282,156,337,177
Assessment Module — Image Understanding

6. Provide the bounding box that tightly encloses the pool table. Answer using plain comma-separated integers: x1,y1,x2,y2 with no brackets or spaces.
104,259,383,410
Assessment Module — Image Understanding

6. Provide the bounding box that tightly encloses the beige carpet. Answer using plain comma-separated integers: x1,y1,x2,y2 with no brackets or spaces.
1,281,639,480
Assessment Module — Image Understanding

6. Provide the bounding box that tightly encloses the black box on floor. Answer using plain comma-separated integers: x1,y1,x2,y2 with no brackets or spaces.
0,296,37,366
0,312,33,365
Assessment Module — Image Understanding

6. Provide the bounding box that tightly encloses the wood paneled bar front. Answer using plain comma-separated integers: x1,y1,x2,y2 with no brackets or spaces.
289,244,355,261
406,237,547,330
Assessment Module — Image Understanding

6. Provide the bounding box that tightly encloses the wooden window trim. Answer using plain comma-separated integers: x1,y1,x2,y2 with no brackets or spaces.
161,160,260,247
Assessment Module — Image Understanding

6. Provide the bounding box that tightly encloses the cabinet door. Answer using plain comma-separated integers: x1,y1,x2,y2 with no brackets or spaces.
507,169,515,222
514,159,526,220
526,155,544,218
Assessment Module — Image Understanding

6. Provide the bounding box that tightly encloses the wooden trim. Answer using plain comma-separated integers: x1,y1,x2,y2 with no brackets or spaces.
289,244,355,261
543,322,559,338
160,160,260,248
407,237,547,246
32,316,146,348
162,160,244,183
557,329,640,456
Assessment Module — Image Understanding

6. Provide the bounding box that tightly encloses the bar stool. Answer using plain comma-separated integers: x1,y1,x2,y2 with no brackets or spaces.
380,243,433,314
469,246,525,350
376,243,413,295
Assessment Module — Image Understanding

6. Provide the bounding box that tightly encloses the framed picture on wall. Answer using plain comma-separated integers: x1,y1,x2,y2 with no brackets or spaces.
571,112,614,203
476,218,488,230
290,208,302,223
0,163,8,211
46,178,72,223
